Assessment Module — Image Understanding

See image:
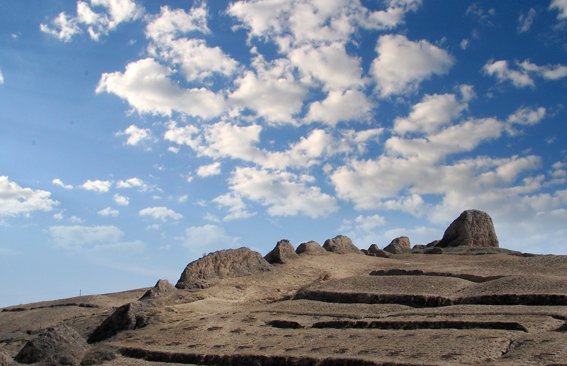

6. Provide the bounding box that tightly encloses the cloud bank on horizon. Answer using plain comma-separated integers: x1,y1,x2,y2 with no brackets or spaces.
1,0,566,305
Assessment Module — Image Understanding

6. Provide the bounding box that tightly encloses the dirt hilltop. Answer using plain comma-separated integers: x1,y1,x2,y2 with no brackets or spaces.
2,210,567,366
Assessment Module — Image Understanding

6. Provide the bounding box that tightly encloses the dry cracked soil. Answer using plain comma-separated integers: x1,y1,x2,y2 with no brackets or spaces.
2,250,567,365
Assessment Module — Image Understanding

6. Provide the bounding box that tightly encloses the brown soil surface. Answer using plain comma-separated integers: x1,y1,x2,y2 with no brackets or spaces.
2,251,567,365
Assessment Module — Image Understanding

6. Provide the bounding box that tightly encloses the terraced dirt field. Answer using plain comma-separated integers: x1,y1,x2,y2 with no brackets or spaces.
2,249,567,365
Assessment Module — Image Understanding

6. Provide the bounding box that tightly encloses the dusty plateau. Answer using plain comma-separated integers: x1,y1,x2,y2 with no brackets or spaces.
2,210,567,366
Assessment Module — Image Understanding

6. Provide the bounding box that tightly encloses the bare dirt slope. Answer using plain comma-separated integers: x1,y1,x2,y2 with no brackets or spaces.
2,251,567,365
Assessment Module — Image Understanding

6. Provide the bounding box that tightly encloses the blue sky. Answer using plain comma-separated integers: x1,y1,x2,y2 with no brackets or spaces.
1,0,567,307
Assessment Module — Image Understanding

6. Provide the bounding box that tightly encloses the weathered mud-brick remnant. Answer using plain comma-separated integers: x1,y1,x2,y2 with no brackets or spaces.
383,236,411,254
437,209,499,248
176,247,272,290
15,324,88,365
264,239,299,264
323,235,364,255
296,241,328,256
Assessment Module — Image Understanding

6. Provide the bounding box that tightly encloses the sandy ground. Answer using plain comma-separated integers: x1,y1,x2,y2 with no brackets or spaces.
2,251,567,365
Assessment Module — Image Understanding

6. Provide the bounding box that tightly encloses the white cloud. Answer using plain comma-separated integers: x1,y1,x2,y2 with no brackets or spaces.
98,207,119,217
139,206,183,221
52,178,73,190
116,177,146,189
81,179,112,192
40,12,82,42
117,125,152,146
228,167,338,218
145,4,209,41
96,58,226,119
197,162,221,177
0,68,4,84
41,0,143,42
163,121,201,149
49,225,123,249
146,5,238,83
393,93,468,135
113,193,129,205
460,39,469,50
305,89,373,126
550,0,567,19
289,42,365,91
371,34,455,97
53,213,64,220
180,224,239,255
484,59,567,88
0,177,58,217
229,56,308,124
518,8,537,33
114,193,130,206
212,192,255,221
69,215,85,224
507,107,546,126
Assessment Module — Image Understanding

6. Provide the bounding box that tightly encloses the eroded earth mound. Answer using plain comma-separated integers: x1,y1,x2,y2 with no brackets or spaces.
176,247,272,290
437,209,499,248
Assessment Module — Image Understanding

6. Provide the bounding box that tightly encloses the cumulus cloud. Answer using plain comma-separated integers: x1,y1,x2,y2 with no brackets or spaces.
229,56,308,124
507,107,546,126
550,0,567,19
305,89,373,126
484,59,567,88
114,194,129,205
0,177,58,217
228,167,338,218
393,93,468,135
52,178,73,190
197,162,221,177
116,125,152,146
139,206,183,221
212,192,256,221
0,68,4,84
180,224,239,255
371,34,455,97
41,0,143,42
81,180,111,192
116,177,147,190
98,207,119,217
96,58,226,119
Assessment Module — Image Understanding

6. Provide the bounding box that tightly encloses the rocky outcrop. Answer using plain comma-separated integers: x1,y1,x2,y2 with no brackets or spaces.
15,324,88,365
323,235,363,255
264,240,299,264
87,302,151,344
140,279,176,301
367,244,391,258
383,236,411,254
295,241,328,256
176,247,272,290
436,210,499,248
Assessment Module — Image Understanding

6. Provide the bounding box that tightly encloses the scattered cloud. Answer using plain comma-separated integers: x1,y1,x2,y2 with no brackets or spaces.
371,34,455,97
53,213,64,220
69,215,85,224
113,193,129,205
40,0,144,42
49,225,123,249
550,0,567,19
518,8,537,33
212,192,255,221
0,176,58,217
0,67,4,84
52,178,73,189
139,206,183,221
197,162,221,177
81,180,112,193
116,177,148,191
117,125,152,146
484,59,567,88
98,207,119,217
